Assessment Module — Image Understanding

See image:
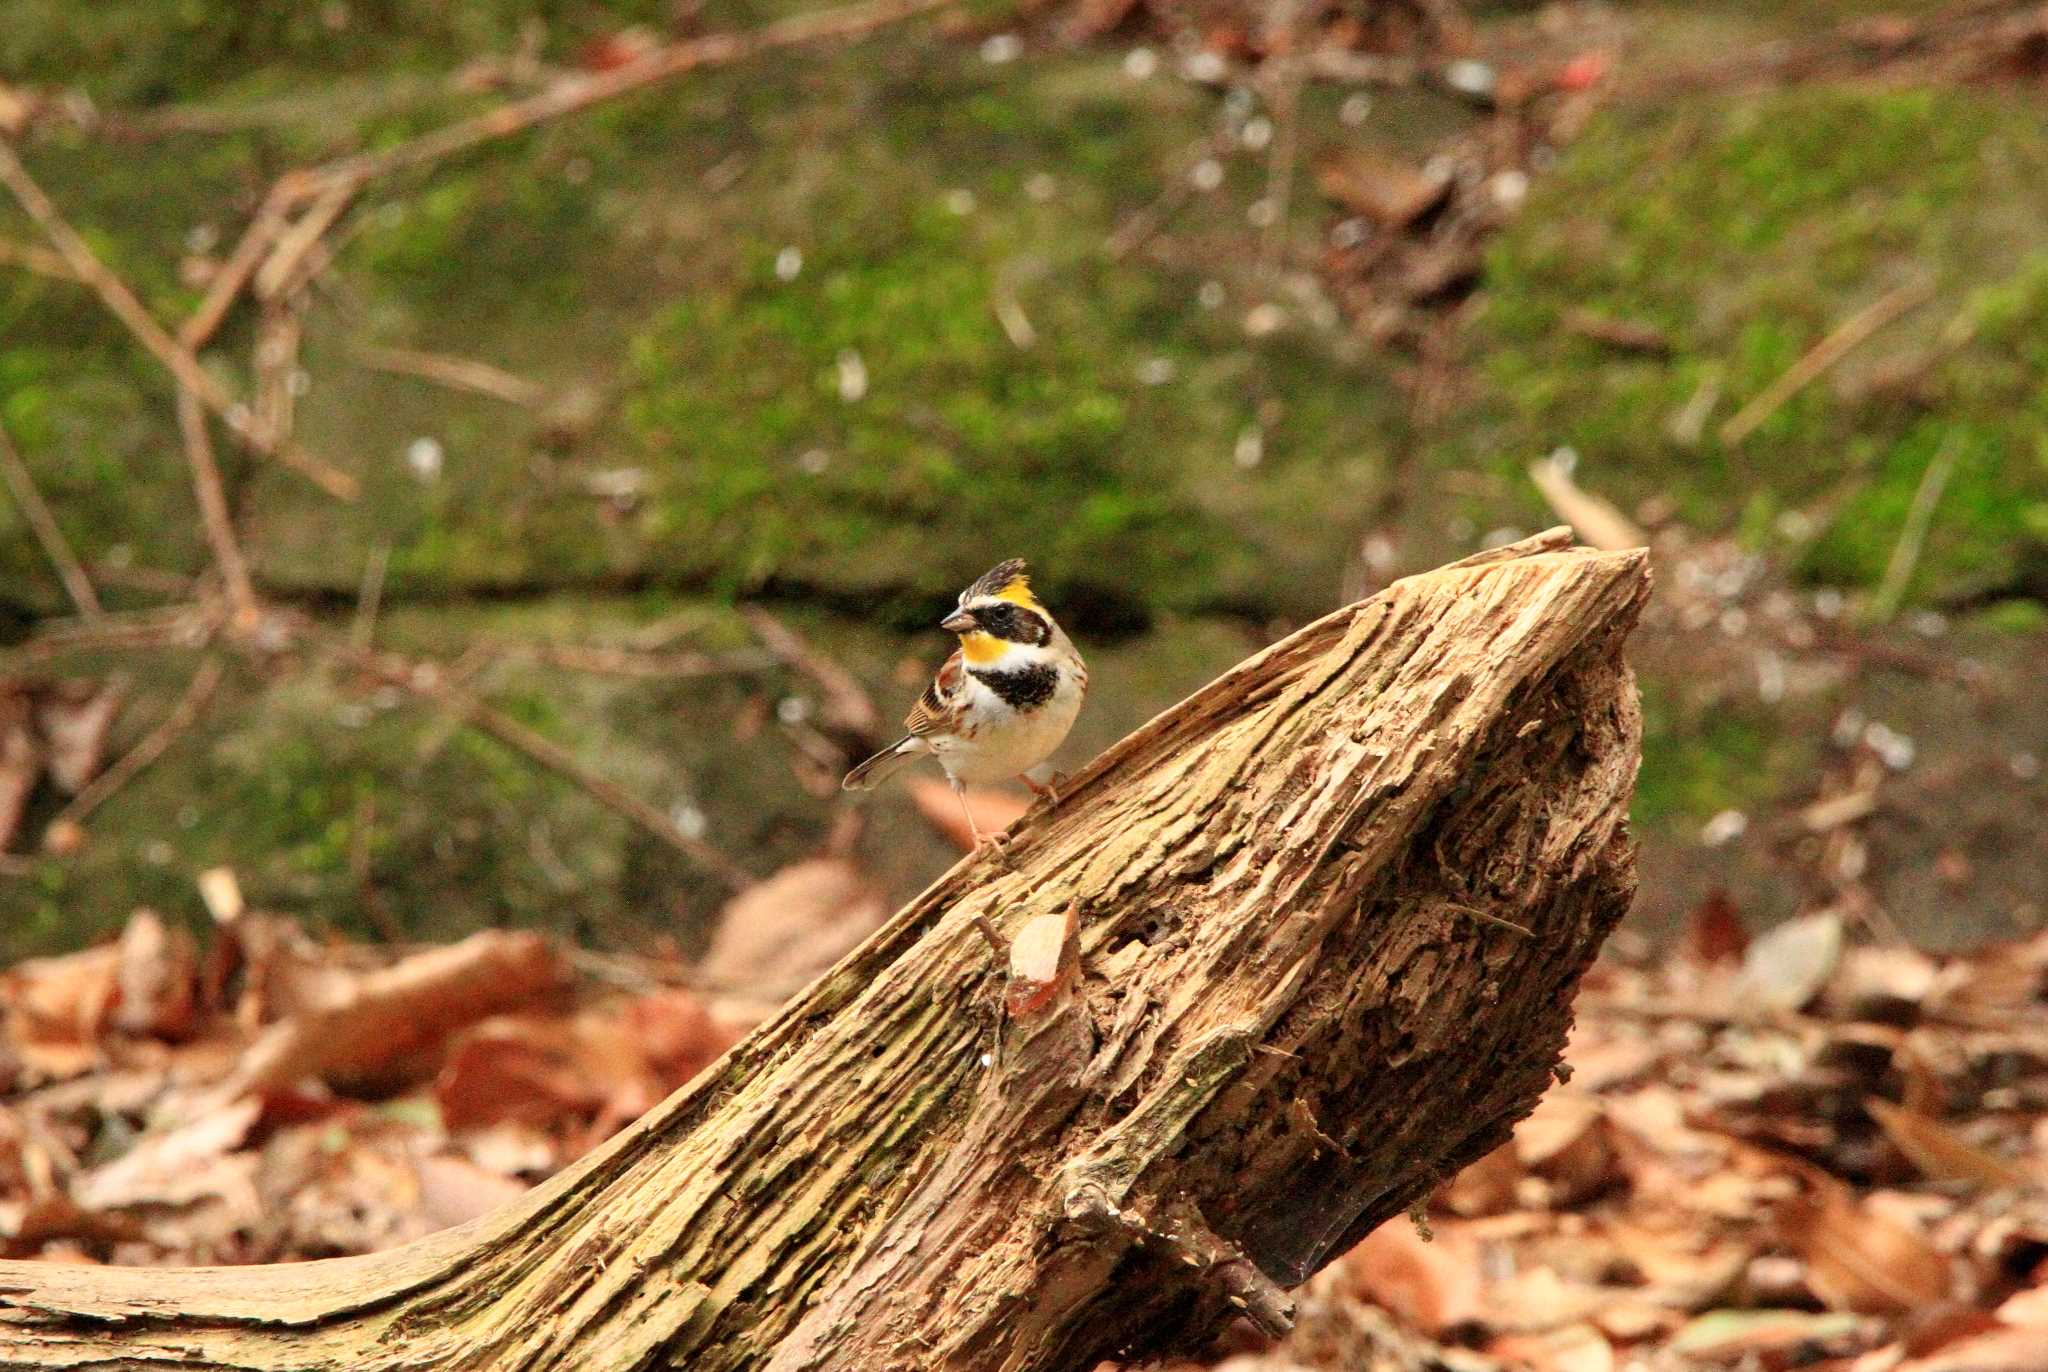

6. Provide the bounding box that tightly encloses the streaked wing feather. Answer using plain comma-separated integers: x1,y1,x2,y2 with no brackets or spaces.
905,650,965,736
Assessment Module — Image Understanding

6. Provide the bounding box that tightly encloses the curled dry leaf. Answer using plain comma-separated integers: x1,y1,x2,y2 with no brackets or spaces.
231,930,566,1094
1735,911,1844,1013
33,676,126,795
0,944,119,1080
905,776,1029,853
697,857,887,994
1777,1185,1951,1315
112,908,198,1040
1340,1216,1485,1336
70,1095,261,1213
1864,1098,2037,1190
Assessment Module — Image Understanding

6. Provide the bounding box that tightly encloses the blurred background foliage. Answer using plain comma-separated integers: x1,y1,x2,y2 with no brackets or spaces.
1,0,2042,959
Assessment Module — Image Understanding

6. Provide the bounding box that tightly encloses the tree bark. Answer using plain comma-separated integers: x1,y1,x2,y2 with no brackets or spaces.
0,529,1650,1371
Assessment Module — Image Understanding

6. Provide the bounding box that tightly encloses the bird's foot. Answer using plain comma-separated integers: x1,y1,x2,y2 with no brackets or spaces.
1020,771,1069,806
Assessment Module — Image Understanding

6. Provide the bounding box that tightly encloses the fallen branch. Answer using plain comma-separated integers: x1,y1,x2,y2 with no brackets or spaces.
0,531,1647,1370
42,656,224,850
0,419,102,620
1719,280,1934,445
0,140,358,499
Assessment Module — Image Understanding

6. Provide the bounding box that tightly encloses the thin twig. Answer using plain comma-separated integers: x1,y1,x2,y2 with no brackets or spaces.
1256,2,1306,282
0,139,358,499
179,184,295,349
1867,432,1959,625
352,541,391,651
298,0,950,193
362,649,754,891
173,392,259,629
0,236,78,282
0,418,103,620
45,657,225,843
252,296,303,445
452,688,756,892
1106,129,1235,261
741,605,880,742
254,173,362,301
13,603,220,662
351,343,547,407
1719,279,1934,445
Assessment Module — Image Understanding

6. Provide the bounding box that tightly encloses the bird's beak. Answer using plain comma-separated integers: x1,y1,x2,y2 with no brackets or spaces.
940,609,976,634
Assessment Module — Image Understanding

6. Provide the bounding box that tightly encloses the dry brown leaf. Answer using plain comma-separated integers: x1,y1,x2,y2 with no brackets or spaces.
1736,911,1844,1012
621,989,737,1092
1439,1141,1522,1217
905,776,1029,852
1,944,119,1079
1487,1323,1614,1372
1315,147,1451,228
698,857,887,993
1340,1216,1485,1336
1778,1186,1951,1315
71,1096,261,1212
413,1152,529,1232
111,908,198,1040
1865,1098,2037,1190
33,676,125,795
1897,1325,2048,1372
1996,1283,2048,1326
434,1019,604,1132
1681,889,1749,966
231,930,566,1094
1515,1091,1618,1204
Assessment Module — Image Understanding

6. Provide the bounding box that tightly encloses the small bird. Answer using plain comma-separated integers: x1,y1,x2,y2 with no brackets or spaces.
842,558,1087,848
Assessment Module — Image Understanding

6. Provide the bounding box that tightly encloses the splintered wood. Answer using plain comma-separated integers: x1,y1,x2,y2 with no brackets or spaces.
0,530,1648,1372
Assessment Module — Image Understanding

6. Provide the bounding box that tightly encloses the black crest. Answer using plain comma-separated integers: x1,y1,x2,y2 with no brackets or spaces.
961,558,1030,604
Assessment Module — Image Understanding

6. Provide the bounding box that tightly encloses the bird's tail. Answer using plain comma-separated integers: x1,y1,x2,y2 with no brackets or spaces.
842,736,925,791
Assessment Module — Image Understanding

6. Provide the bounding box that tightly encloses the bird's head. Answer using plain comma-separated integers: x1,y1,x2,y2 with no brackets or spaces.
941,559,1053,663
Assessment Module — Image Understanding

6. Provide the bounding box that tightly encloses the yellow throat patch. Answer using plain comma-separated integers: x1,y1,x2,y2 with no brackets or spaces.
958,631,1008,665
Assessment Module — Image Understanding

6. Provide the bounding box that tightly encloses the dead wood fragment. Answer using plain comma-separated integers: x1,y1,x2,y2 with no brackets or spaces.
0,531,1647,1371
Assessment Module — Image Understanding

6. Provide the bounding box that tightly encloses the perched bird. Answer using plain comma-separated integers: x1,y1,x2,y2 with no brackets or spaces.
842,558,1087,848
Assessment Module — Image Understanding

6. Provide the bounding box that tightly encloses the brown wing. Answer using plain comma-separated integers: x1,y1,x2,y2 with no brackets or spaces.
904,649,965,737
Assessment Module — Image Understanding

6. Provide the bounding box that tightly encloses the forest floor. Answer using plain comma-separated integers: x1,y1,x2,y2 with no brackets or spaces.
1,1,2046,1367
2,0,2044,959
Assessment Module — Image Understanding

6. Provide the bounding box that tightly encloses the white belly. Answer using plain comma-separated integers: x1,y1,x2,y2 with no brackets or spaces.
934,670,1083,784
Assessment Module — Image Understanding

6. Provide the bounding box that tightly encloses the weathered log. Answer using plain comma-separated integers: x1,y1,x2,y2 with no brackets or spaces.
0,529,1649,1371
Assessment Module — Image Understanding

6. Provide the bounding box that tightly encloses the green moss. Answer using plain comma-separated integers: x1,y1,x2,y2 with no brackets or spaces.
1455,85,2048,606
1633,683,1801,827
